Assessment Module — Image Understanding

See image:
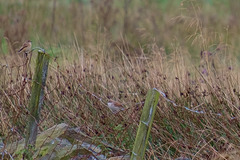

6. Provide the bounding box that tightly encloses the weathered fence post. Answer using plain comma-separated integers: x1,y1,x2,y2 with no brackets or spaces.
25,50,50,150
131,89,160,160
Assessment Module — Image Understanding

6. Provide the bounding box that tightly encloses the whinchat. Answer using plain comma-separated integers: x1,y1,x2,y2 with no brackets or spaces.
107,100,125,114
18,40,32,55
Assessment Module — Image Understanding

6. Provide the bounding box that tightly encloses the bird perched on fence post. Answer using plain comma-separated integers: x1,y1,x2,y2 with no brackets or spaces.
18,40,32,56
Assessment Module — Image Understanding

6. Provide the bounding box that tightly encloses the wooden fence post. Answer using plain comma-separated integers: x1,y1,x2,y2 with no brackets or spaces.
25,50,50,149
131,89,160,160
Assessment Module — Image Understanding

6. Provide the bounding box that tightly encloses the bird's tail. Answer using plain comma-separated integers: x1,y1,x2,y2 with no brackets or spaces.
18,47,23,53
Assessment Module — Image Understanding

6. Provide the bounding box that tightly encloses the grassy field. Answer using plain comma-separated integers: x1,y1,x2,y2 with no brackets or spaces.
1,0,240,159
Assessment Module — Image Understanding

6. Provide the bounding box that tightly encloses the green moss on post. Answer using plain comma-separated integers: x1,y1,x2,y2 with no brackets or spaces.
25,50,50,149
131,89,160,160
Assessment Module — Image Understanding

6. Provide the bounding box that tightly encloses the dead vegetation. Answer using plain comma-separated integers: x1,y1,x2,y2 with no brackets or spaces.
0,0,240,159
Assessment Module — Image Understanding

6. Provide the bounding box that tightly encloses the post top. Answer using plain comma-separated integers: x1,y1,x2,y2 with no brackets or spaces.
38,48,46,54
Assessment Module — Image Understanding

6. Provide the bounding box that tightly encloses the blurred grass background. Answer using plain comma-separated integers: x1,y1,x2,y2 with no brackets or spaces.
0,0,240,159
1,0,240,58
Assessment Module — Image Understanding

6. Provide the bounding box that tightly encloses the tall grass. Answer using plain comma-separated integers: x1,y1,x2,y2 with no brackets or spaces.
0,0,240,159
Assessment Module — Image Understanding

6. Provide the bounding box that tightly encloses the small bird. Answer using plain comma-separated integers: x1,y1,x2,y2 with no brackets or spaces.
18,40,32,55
107,100,125,114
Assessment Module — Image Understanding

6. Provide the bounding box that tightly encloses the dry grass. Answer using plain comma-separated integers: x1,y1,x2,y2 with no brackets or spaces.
1,0,240,159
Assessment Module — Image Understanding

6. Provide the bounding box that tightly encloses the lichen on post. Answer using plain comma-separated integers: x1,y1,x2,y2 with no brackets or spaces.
25,50,50,151
131,89,160,160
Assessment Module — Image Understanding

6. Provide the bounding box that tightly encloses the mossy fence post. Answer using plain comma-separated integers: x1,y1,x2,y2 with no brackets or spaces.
25,50,50,151
131,89,160,160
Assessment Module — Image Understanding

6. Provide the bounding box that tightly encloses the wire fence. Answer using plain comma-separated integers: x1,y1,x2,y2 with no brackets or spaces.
0,54,139,159
1,49,240,159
